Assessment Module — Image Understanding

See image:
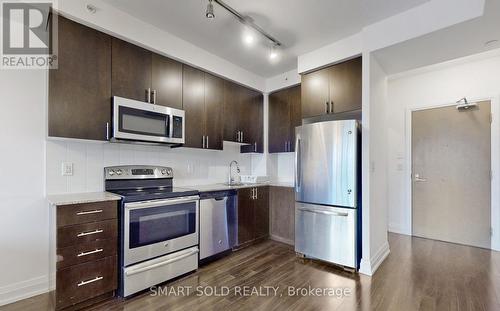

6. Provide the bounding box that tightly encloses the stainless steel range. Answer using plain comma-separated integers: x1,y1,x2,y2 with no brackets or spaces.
105,165,199,297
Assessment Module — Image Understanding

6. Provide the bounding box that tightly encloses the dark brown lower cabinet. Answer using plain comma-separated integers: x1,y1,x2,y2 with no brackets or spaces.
269,186,295,244
237,186,269,246
50,201,118,310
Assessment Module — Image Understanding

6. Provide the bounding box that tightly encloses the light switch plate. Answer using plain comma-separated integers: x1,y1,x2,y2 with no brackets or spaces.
62,162,73,176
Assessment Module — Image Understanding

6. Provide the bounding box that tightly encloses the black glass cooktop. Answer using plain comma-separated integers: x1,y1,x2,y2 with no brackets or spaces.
110,187,199,202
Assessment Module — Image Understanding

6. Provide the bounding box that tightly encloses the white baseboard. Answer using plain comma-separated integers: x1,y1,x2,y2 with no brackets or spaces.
270,234,294,246
358,241,390,276
0,276,49,306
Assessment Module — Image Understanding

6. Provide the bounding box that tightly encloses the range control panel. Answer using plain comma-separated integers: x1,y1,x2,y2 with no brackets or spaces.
105,165,173,180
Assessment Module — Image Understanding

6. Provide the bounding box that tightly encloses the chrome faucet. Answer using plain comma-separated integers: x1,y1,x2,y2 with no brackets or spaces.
228,160,241,185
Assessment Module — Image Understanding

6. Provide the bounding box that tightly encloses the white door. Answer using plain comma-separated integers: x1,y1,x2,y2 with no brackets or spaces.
412,101,491,249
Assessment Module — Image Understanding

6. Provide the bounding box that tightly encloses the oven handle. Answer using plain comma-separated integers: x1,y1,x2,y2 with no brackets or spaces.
124,195,200,210
125,248,199,276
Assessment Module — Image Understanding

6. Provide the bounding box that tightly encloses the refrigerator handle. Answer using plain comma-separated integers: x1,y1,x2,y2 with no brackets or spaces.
295,138,301,192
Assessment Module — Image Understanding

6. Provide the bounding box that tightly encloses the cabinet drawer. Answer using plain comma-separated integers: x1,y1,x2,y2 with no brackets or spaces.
57,239,117,270
57,219,117,248
56,256,117,310
57,201,117,227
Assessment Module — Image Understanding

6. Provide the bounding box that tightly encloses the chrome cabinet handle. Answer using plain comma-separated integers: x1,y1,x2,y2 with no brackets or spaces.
77,248,103,257
330,101,334,113
254,142,257,152
105,122,110,141
326,101,329,114
202,136,205,149
77,229,103,237
255,187,258,200
146,88,151,103
298,207,348,217
414,173,427,182
152,89,157,104
241,131,244,142
77,276,103,287
76,209,103,216
236,131,240,142
206,136,209,149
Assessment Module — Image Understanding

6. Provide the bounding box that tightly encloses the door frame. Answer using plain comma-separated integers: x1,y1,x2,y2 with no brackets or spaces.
404,95,500,250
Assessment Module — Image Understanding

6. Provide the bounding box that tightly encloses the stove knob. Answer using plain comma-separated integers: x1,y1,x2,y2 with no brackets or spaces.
166,168,173,176
161,169,167,175
116,169,122,176
108,169,115,176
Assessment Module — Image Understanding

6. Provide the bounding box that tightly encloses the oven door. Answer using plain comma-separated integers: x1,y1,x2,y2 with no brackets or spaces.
123,196,199,266
113,96,185,144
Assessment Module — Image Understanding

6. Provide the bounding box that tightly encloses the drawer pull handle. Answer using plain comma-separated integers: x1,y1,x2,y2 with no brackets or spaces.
77,248,103,257
76,209,103,216
77,276,103,287
77,229,103,237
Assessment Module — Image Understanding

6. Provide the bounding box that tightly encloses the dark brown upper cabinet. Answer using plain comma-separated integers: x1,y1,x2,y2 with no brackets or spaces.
268,85,301,153
111,38,152,103
301,56,362,119
48,16,112,141
223,81,264,153
112,38,183,108
182,66,224,150
151,54,183,109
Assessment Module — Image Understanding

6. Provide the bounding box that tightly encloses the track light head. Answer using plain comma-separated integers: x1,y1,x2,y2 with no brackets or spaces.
206,0,215,19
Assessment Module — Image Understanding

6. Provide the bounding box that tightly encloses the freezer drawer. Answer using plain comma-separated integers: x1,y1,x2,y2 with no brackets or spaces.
295,202,356,268
200,194,235,260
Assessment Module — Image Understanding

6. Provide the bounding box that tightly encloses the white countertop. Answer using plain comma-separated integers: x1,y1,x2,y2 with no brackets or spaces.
47,192,122,206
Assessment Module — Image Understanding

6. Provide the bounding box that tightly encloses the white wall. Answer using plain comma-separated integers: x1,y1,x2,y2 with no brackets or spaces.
386,51,500,251
0,70,48,305
359,54,390,275
46,140,253,194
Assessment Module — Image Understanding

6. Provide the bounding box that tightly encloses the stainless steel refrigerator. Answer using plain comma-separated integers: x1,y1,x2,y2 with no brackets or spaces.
294,119,360,269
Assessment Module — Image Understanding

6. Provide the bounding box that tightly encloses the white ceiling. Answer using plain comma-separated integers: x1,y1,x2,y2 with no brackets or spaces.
102,0,429,78
374,0,500,75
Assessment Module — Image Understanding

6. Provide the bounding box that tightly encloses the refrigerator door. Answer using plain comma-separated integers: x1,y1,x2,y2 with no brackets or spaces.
295,120,358,208
295,202,356,268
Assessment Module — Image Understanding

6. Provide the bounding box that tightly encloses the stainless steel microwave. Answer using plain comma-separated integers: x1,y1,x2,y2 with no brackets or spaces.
112,96,185,145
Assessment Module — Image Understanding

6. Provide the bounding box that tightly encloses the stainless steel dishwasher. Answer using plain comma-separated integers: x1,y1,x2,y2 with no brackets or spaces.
199,190,237,262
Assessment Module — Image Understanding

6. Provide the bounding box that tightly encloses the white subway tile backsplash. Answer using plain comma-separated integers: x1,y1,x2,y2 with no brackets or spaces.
46,140,253,194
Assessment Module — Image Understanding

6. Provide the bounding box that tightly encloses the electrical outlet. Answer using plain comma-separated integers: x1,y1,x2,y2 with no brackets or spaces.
62,162,73,176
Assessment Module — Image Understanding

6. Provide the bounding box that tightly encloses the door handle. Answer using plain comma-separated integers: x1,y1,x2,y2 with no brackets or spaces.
295,138,301,192
326,101,329,114
206,136,209,149
77,276,103,287
77,229,103,237
146,88,151,103
330,101,334,113
255,187,258,200
298,207,348,217
414,174,427,182
237,131,240,142
152,89,157,104
76,209,103,216
241,131,244,142
202,136,206,149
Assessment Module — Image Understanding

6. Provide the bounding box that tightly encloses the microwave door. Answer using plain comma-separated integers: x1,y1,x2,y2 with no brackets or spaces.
117,106,170,143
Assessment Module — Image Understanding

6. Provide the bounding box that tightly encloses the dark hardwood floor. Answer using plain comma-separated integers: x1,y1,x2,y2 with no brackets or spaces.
4,233,500,311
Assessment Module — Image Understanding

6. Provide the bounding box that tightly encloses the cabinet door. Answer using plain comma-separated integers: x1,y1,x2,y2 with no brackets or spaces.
254,187,269,240
182,66,205,149
301,67,330,118
240,90,264,153
111,38,152,102
223,81,242,142
237,188,255,245
268,89,291,153
49,16,111,141
330,57,362,113
288,85,302,152
151,54,183,109
204,73,224,150
269,186,295,243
